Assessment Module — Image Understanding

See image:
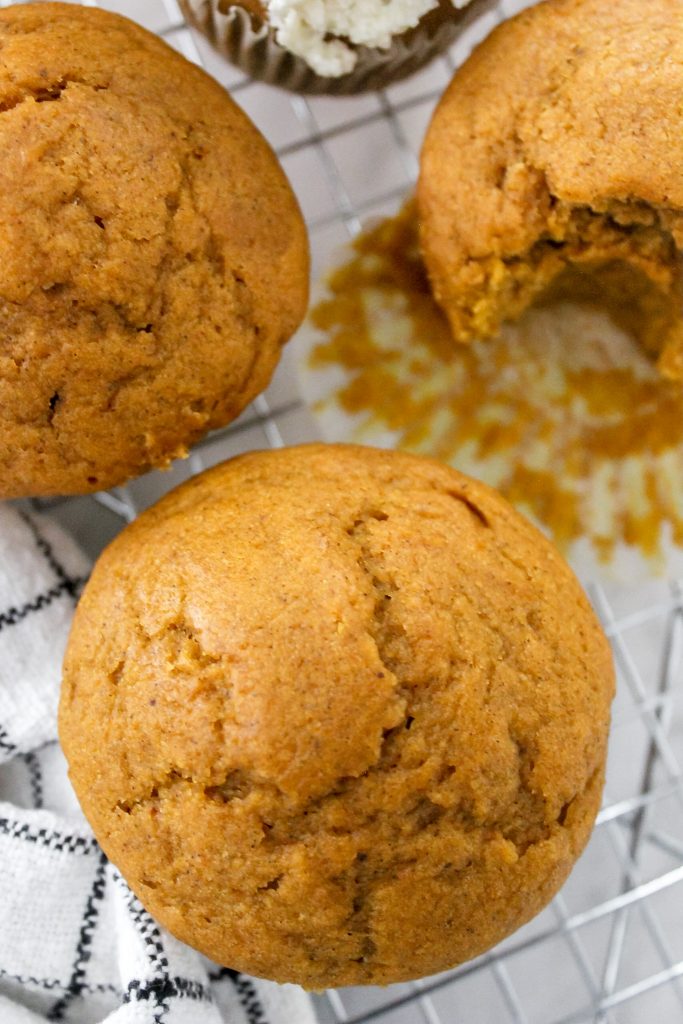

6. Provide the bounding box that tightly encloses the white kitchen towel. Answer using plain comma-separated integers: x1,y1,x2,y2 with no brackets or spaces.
0,503,317,1024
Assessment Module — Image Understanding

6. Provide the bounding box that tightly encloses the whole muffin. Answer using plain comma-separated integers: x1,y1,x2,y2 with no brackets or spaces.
0,3,308,499
59,444,614,988
418,0,683,380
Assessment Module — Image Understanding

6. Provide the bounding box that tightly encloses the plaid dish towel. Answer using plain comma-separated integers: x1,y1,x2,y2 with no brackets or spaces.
0,503,316,1024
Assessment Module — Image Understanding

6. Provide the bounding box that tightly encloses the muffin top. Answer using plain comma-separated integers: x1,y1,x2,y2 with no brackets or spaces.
0,2,308,498
418,0,683,375
60,443,614,988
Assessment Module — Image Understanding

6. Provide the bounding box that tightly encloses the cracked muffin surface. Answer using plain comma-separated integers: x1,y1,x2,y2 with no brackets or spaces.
418,0,683,380
59,444,615,988
0,2,308,498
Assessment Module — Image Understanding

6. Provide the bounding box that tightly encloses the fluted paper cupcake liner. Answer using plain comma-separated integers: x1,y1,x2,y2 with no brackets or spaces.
180,0,498,95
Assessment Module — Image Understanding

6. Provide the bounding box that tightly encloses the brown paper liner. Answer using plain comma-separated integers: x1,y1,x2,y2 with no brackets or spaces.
179,0,498,95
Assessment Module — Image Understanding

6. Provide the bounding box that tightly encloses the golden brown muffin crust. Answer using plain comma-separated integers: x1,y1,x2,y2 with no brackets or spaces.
0,2,308,498
59,444,614,988
418,0,683,378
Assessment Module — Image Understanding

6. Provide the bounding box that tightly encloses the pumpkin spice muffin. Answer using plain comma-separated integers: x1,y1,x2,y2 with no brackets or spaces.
59,444,615,989
418,0,683,380
0,3,308,499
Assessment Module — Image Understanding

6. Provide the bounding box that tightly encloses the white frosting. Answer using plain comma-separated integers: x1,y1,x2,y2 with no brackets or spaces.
263,0,474,77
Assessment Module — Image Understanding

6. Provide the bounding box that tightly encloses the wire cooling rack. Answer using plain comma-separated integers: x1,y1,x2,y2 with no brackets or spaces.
13,0,683,1021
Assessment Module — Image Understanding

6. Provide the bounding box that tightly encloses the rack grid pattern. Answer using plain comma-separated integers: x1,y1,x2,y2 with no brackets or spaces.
9,0,683,1021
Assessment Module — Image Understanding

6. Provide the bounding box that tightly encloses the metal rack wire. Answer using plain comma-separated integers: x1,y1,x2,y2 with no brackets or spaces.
13,0,683,1020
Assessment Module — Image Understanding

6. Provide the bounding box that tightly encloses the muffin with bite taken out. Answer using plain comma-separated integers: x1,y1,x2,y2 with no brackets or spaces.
418,0,683,380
